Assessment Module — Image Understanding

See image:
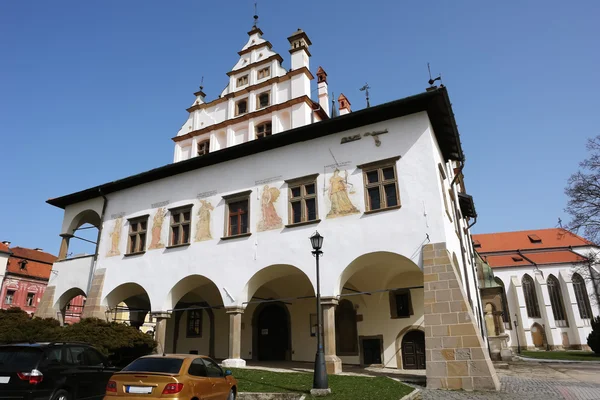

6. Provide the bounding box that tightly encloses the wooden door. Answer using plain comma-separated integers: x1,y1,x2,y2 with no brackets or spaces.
401,330,426,370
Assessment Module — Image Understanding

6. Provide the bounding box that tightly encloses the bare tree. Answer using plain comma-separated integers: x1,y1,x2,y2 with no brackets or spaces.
572,251,600,309
565,135,600,243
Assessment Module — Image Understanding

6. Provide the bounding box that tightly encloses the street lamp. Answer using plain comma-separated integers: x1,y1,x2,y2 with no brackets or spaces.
513,314,521,354
310,231,328,392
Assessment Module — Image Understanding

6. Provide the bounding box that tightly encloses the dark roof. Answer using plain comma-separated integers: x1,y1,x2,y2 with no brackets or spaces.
47,86,464,209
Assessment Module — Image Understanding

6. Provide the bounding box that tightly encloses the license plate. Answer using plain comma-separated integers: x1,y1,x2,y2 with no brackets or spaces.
127,386,153,394
0,377,9,384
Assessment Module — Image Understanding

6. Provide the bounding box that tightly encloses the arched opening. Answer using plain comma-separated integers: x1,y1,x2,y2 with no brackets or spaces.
55,287,87,325
522,274,541,318
163,275,224,357
103,283,152,333
241,264,315,362
62,210,101,259
401,330,426,370
531,322,546,348
547,274,568,327
253,302,291,361
572,273,593,320
337,252,423,368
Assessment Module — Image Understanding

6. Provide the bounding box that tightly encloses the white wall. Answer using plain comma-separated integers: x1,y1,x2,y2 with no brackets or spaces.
49,255,95,309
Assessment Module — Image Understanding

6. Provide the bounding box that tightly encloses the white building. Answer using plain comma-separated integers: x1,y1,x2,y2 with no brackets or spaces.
36,24,499,391
474,228,600,356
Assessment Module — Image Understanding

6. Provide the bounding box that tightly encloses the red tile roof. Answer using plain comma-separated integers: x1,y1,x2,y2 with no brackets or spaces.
9,247,56,264
484,251,587,269
0,243,10,254
473,228,593,253
4,247,57,280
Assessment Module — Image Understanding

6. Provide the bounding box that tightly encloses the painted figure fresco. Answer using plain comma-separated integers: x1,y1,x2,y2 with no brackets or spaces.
195,200,214,242
258,185,283,231
326,169,359,218
106,217,123,257
149,208,166,250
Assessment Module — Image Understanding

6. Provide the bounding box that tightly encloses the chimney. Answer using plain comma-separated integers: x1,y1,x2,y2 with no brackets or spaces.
2,241,10,247
287,28,312,71
338,93,351,115
34,248,43,251
316,67,329,117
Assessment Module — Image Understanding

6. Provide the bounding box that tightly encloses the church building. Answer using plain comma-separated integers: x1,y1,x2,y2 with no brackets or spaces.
36,22,500,391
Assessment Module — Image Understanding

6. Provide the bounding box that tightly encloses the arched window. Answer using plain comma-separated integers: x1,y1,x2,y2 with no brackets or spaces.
335,300,358,356
494,277,511,329
522,274,541,318
547,275,568,327
572,273,593,319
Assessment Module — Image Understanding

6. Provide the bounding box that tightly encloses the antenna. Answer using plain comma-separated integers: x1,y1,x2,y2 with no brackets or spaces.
359,83,370,108
199,76,204,91
427,62,442,87
253,2,259,28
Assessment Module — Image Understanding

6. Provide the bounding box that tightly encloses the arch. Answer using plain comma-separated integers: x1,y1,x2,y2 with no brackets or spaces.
54,287,87,324
335,299,358,356
547,274,568,326
572,273,593,319
240,264,315,305
522,274,540,318
66,209,101,235
530,322,546,348
394,324,425,369
400,330,426,370
103,283,152,326
336,251,421,296
162,274,224,311
252,301,291,361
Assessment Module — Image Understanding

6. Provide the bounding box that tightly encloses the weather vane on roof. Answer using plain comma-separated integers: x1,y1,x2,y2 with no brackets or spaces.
199,76,204,91
253,2,259,28
359,83,370,108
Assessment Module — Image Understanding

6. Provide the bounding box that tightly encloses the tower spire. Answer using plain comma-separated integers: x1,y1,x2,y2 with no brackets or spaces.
253,2,258,28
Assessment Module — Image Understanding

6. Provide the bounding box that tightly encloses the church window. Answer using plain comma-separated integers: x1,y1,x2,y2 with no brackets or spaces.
547,275,568,326
572,273,593,319
257,67,270,80
257,92,270,109
358,157,400,213
5,290,15,305
285,174,319,225
223,191,251,237
255,122,272,139
186,309,203,337
236,99,247,116
197,139,210,156
389,289,413,318
169,206,192,247
127,216,148,254
522,274,541,318
236,75,248,87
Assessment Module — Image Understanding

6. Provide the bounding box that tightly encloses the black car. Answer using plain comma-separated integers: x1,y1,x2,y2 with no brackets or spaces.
0,342,119,400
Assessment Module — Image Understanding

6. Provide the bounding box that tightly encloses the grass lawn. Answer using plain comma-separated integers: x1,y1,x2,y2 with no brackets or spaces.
521,350,600,361
230,368,414,399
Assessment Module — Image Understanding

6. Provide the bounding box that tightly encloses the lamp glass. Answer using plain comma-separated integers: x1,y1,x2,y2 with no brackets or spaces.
310,231,324,251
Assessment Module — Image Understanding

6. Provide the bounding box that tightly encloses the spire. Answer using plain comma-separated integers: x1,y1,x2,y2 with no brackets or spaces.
253,2,258,28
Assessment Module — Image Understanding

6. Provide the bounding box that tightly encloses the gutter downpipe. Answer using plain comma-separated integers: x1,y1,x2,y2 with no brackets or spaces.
465,215,488,348
87,188,108,295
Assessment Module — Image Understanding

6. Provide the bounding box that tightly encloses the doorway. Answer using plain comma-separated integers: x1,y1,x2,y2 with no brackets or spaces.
360,335,383,366
253,302,290,361
531,323,545,348
401,330,426,370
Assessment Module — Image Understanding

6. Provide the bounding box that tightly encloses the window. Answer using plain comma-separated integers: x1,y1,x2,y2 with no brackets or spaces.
511,256,523,262
528,234,542,243
26,293,35,307
257,92,270,109
473,240,481,248
188,358,207,377
223,191,251,238
122,357,183,374
389,289,413,318
169,206,192,246
522,274,541,318
572,273,593,319
5,290,14,305
547,275,568,326
255,122,272,139
127,216,148,254
19,260,27,270
358,157,400,212
201,358,224,378
257,67,270,80
186,310,203,337
236,75,248,87
197,139,210,156
236,99,247,115
335,300,358,356
286,175,319,225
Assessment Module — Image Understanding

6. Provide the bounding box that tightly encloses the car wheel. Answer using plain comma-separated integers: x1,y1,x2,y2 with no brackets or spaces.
51,389,70,400
227,389,235,400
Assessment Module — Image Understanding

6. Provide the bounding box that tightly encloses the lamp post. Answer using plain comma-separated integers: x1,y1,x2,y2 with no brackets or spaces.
513,313,521,354
310,231,328,392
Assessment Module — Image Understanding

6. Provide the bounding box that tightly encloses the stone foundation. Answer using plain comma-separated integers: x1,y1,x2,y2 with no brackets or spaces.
81,268,107,319
423,243,500,391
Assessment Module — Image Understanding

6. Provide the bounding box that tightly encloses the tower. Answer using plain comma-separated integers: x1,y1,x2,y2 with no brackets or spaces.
287,28,311,71
316,66,329,117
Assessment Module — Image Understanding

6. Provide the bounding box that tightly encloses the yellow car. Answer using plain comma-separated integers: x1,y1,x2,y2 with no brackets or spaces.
104,354,237,400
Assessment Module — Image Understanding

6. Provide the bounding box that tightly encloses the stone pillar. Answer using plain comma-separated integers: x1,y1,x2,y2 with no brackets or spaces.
34,286,59,319
152,312,171,355
81,268,107,319
58,234,73,260
322,297,342,374
222,307,246,368
423,242,500,391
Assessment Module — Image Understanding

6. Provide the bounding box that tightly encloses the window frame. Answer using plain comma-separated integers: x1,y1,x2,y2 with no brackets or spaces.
222,190,252,239
547,275,569,326
255,121,272,139
357,156,401,214
389,289,413,319
522,274,541,318
168,205,193,248
235,99,248,116
236,75,248,88
197,139,210,156
256,91,270,109
285,174,320,227
5,290,15,305
186,309,203,338
26,293,35,307
257,66,270,80
572,273,593,319
127,215,149,255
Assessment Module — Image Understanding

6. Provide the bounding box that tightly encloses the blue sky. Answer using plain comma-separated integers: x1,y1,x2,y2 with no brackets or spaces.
1,1,599,256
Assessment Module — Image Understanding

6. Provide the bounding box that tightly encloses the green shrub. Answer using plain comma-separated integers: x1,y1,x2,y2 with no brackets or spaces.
0,308,156,367
589,316,600,354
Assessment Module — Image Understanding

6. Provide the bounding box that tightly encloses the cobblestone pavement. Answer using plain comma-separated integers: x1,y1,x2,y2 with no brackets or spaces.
417,362,600,400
